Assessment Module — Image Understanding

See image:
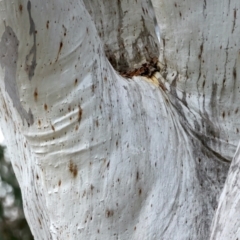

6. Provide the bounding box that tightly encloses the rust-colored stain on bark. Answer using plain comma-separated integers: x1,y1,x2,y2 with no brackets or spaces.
105,209,114,218
19,4,23,12
69,160,78,178
120,58,159,78
158,81,167,91
34,88,38,101
139,188,142,195
78,105,82,122
44,104,48,111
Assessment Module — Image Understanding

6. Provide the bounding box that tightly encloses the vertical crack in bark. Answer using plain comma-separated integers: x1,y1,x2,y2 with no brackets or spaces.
149,0,160,43
116,0,130,72
220,40,229,98
203,0,207,17
232,8,237,33
25,0,37,80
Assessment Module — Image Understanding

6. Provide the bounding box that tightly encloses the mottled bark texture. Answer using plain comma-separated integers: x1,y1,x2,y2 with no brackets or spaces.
0,0,239,239
211,143,240,239
83,0,160,75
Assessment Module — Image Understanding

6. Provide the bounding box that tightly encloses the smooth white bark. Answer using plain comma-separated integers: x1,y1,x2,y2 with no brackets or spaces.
0,0,239,239
210,142,240,239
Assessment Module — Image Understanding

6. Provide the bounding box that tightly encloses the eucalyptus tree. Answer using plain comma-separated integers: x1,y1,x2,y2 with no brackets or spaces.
0,0,239,239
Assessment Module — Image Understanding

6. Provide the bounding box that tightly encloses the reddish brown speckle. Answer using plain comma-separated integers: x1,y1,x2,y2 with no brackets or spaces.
19,4,23,12
78,105,82,122
44,104,48,111
34,88,38,101
105,209,114,218
69,160,78,178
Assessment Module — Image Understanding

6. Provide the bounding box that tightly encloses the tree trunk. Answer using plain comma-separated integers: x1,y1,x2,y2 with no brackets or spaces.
0,0,239,239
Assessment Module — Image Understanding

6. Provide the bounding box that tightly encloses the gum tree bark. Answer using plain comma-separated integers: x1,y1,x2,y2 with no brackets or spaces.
210,143,240,239
0,0,239,239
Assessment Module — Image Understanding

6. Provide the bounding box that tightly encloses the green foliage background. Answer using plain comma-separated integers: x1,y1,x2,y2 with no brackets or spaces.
0,145,33,240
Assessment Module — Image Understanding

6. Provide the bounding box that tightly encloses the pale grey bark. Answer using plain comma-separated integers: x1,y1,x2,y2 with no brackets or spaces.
0,0,239,239
210,143,240,239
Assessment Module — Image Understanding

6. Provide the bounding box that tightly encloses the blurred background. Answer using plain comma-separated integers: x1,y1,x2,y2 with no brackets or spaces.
0,130,33,240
